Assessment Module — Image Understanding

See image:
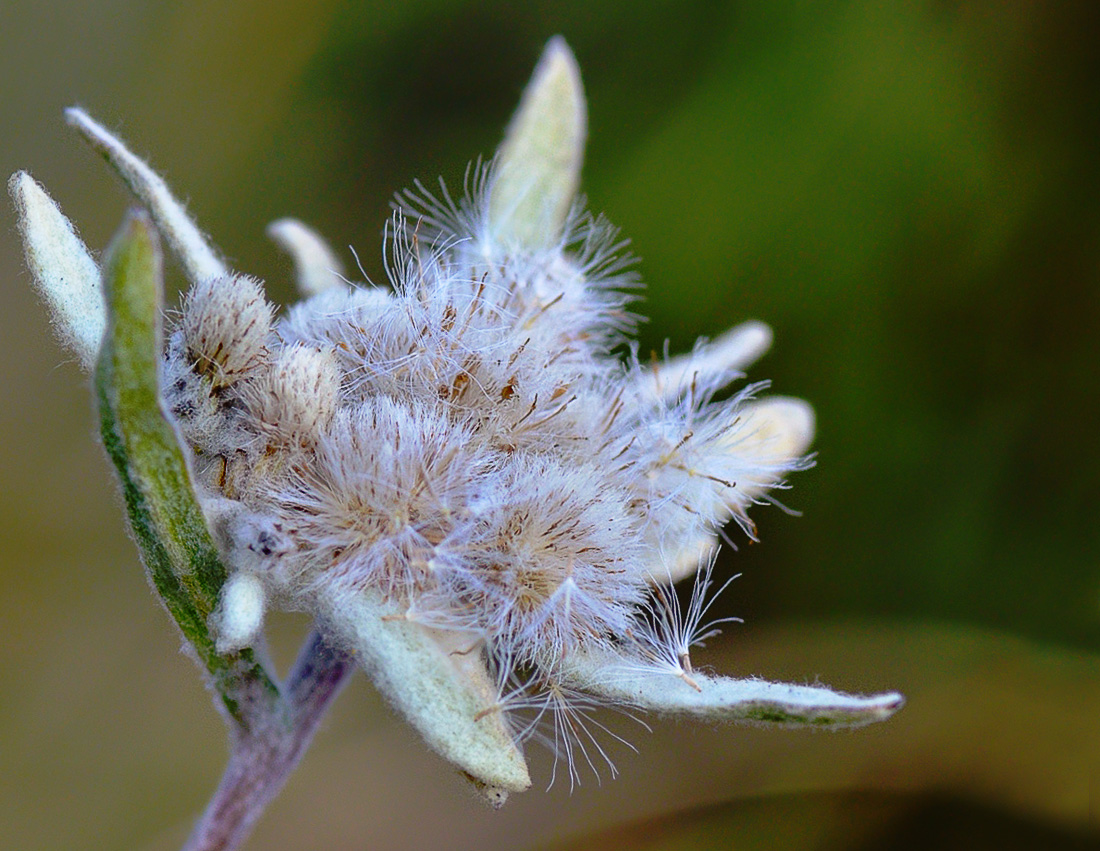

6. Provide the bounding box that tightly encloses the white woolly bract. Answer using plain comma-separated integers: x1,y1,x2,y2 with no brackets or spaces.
9,172,103,370
565,645,905,728
317,585,530,799
64,107,227,285
212,572,267,653
267,217,346,297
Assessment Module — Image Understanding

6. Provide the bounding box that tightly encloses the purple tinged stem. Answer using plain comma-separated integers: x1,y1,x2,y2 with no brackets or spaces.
182,632,353,851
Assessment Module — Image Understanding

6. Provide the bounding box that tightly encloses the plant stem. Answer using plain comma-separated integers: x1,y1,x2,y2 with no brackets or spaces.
182,632,353,851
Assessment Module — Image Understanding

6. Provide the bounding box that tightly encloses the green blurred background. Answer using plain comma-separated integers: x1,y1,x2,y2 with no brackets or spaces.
2,1,1098,848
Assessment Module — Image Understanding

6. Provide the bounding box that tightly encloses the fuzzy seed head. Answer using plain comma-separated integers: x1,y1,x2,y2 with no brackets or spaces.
246,344,341,448
182,274,273,387
155,152,825,791
171,189,810,698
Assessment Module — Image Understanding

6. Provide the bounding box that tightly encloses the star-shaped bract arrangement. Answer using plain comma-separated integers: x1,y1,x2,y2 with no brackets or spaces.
11,37,901,808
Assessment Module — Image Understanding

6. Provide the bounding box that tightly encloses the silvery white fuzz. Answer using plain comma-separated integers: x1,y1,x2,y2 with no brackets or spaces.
11,35,901,822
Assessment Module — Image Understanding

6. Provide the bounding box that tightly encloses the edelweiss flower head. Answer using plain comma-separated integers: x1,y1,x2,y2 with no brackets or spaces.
11,37,901,805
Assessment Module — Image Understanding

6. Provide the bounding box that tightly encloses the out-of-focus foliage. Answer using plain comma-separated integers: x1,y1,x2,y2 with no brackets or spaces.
1,1,1097,850
242,0,1100,646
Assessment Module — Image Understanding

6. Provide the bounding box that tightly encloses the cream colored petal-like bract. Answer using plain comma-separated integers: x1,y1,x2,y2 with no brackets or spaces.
734,396,816,498
649,320,775,399
65,107,227,285
9,171,103,371
320,588,531,805
488,36,586,250
566,648,903,728
267,218,346,297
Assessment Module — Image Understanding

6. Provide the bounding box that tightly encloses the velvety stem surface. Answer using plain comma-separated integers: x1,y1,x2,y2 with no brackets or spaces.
183,632,353,851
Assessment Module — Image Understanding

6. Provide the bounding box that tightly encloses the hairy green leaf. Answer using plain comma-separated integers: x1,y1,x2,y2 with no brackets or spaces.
94,209,277,723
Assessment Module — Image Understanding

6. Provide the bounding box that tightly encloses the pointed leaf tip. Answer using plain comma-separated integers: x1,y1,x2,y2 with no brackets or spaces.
565,649,903,730
100,209,162,356
9,171,104,370
267,218,345,297
489,36,586,249
65,107,227,285
322,588,531,795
